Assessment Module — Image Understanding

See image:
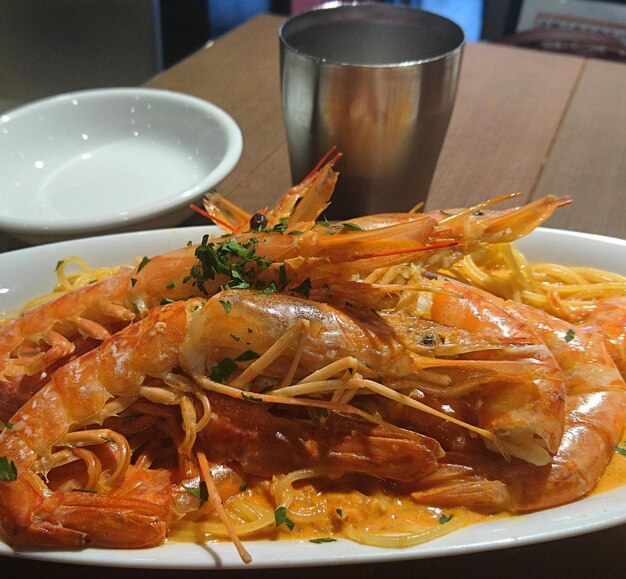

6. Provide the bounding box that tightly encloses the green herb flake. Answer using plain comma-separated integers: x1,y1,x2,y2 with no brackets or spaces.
130,277,138,287
291,277,312,298
0,456,17,481
615,444,626,457
274,506,295,531
210,358,237,383
309,537,337,544
166,280,176,290
439,514,453,524
160,298,176,305
137,256,151,273
239,483,248,492
564,328,576,343
235,350,260,362
257,282,277,295
183,481,209,508
335,507,343,518
271,217,289,234
341,222,364,231
231,334,241,342
55,260,64,271
2,421,13,430
241,392,263,403
220,299,232,313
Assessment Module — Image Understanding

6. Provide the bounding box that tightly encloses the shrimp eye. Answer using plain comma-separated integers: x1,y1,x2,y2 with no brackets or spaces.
250,213,268,231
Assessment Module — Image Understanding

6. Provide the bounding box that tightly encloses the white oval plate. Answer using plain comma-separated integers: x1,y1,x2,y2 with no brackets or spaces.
0,226,624,569
0,89,242,244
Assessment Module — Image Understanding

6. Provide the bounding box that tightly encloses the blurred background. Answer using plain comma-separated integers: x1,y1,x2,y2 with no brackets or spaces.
0,0,624,113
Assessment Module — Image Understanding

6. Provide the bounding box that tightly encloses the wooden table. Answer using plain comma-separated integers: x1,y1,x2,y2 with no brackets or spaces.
1,14,625,579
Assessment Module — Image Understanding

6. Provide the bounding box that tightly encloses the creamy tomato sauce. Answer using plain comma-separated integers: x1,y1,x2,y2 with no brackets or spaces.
170,425,626,545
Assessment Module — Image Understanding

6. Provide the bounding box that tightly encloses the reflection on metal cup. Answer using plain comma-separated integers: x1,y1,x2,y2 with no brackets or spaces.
279,2,464,219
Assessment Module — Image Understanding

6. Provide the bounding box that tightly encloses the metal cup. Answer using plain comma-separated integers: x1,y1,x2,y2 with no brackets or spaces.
279,2,464,219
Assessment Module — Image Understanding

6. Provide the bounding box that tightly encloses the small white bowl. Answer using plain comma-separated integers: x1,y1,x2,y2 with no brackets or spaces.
0,88,243,244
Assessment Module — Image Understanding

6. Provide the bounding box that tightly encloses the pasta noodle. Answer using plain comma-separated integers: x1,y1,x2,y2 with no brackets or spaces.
441,242,626,322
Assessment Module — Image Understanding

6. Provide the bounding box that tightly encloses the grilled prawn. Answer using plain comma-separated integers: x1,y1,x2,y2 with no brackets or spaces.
0,293,449,549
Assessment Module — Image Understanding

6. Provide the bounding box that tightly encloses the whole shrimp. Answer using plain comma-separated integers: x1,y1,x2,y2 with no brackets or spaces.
0,292,453,550
0,154,569,421
410,301,626,513
0,272,135,420
583,296,626,377
0,158,447,421
364,271,567,466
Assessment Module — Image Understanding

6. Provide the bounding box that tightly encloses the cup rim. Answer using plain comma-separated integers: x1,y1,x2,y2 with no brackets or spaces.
279,1,465,68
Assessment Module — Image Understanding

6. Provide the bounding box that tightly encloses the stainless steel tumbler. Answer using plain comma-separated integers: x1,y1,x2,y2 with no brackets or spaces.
279,2,464,218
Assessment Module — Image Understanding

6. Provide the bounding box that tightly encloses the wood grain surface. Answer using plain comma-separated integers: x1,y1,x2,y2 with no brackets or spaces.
2,14,624,253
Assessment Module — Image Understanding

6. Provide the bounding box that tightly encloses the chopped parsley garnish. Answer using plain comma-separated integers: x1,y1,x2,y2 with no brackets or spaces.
271,217,289,234
615,444,626,457
191,235,274,294
210,358,237,383
183,481,209,508
239,483,248,492
564,329,576,343
335,507,343,518
291,277,312,298
220,299,232,313
130,277,138,287
231,334,241,342
2,421,13,430
257,281,277,294
439,514,453,524
309,537,337,544
234,350,260,362
55,260,64,271
241,392,263,403
166,280,176,290
274,506,295,530
0,456,17,481
341,222,363,231
137,256,151,273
